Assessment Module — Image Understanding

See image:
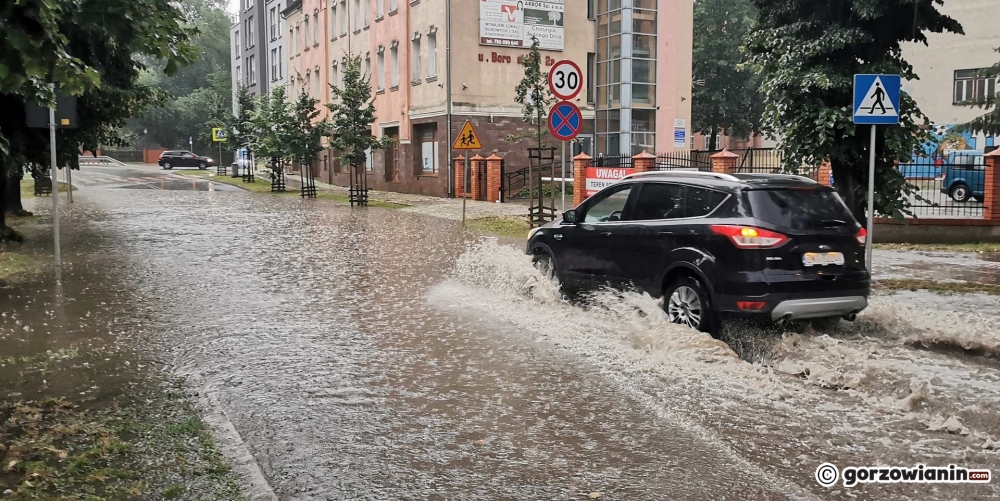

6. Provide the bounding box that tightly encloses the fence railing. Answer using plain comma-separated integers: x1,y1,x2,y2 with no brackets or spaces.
101,149,145,163
590,154,634,169
898,156,985,218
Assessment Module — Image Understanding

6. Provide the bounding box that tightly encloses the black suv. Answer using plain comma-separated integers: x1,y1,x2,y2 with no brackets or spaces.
525,171,870,333
158,150,215,170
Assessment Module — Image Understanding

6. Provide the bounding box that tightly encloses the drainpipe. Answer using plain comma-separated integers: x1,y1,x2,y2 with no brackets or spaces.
445,0,453,197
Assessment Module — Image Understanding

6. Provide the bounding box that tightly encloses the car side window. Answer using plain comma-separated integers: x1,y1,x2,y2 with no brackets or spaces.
583,185,633,223
630,183,684,220
629,183,728,220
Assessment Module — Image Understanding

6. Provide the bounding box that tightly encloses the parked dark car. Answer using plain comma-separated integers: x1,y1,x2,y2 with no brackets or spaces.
525,171,871,333
158,150,215,170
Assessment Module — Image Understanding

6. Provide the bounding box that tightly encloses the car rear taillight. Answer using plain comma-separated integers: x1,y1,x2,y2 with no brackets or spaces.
855,227,867,245
737,301,767,311
710,225,789,249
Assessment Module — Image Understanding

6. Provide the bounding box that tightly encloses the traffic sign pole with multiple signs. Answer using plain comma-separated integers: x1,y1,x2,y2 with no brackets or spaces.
853,74,901,272
212,128,228,174
548,60,583,212
453,119,483,225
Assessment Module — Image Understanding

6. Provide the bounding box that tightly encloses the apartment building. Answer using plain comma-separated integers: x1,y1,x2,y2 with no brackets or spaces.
255,0,694,197
233,0,268,98
266,0,288,90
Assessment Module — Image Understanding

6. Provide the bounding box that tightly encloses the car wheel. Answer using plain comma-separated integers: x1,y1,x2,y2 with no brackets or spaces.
532,251,556,281
950,184,970,202
663,276,713,333
163,162,172,170
199,163,207,170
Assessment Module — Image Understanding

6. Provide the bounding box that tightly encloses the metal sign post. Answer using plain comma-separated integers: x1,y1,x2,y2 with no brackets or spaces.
66,165,73,204
561,142,566,212
452,120,483,226
548,60,583,213
48,84,62,283
852,74,901,273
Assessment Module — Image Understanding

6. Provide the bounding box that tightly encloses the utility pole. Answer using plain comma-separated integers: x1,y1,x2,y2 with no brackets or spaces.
48,83,62,284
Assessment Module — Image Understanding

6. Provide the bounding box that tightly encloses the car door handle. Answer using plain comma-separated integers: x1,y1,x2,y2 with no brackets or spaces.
553,234,563,240
601,232,612,237
658,231,675,235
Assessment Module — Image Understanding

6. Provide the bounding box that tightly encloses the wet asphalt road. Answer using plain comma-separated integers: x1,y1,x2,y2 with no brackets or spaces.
18,164,1000,500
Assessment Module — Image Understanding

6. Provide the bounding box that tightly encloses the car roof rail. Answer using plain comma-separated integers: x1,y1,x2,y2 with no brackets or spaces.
733,173,818,184
620,170,740,182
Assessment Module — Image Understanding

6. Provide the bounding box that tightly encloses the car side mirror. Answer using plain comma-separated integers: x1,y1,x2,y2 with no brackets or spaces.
563,209,579,224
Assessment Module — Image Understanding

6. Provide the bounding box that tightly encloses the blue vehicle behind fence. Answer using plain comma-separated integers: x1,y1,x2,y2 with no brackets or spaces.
940,151,985,203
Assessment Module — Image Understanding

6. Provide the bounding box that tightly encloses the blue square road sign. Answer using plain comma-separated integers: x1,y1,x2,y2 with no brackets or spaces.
853,74,901,125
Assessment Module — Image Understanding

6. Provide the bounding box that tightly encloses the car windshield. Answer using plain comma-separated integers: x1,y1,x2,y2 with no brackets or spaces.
747,188,856,230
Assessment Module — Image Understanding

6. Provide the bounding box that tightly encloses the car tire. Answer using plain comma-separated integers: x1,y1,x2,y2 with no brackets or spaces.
163,162,172,170
663,276,714,334
532,251,557,281
950,184,970,203
199,163,207,170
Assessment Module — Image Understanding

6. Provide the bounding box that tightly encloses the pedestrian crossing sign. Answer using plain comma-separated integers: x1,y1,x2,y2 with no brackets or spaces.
212,127,228,142
452,120,482,150
853,74,901,125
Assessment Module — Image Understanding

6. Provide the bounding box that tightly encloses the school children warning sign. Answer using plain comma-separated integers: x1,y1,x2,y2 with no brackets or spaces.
585,167,634,196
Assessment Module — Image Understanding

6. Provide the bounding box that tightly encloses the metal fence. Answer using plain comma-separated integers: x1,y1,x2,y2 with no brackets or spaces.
101,149,145,163
590,154,634,169
654,148,785,173
899,155,985,218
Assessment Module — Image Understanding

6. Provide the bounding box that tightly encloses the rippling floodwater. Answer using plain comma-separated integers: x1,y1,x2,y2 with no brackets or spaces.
10,166,1000,500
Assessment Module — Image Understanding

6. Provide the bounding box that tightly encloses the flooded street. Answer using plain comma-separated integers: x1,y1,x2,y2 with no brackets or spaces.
8,165,1000,500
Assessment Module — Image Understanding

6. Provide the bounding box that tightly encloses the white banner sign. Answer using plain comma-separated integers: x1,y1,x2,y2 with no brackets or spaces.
480,0,564,51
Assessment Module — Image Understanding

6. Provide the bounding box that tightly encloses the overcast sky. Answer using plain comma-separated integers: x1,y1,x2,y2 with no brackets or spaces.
227,0,238,15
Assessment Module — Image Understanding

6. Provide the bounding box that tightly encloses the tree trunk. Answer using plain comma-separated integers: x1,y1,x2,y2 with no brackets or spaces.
831,160,866,226
3,173,24,215
0,174,7,236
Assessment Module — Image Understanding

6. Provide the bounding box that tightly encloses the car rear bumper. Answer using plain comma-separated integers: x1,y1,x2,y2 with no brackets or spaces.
769,296,867,320
715,288,869,321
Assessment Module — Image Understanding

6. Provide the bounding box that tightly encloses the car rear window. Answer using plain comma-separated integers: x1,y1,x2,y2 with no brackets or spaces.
747,188,856,230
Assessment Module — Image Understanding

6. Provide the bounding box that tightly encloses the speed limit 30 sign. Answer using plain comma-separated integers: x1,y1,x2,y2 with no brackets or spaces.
548,60,583,101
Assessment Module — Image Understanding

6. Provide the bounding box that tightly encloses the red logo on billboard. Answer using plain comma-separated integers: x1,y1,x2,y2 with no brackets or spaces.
501,4,518,21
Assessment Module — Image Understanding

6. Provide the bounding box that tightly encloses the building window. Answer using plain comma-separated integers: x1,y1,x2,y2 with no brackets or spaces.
235,30,241,58
249,54,256,85
340,0,347,35
331,2,337,38
365,147,374,172
303,17,309,48
277,46,282,78
236,65,242,85
389,0,397,13
306,70,311,97
377,49,385,90
390,43,399,88
427,32,437,77
954,69,997,104
271,48,278,80
354,0,361,30
364,53,371,79
414,123,438,174
294,26,300,54
411,35,421,82
364,0,371,26
270,7,277,40
377,0,384,17
278,4,283,36
587,52,595,104
313,13,319,44
247,16,255,48
331,62,339,92
315,66,321,97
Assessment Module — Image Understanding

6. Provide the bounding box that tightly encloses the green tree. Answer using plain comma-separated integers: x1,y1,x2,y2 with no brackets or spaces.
745,0,962,224
288,89,328,168
0,0,197,239
249,86,295,182
510,37,553,149
326,56,391,168
231,85,256,158
691,0,763,148
959,57,1000,136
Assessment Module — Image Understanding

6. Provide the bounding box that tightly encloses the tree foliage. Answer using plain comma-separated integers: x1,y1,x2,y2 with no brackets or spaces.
326,55,391,167
0,0,197,236
248,86,294,169
745,0,962,223
691,0,763,145
231,85,256,155
510,37,553,149
288,89,328,165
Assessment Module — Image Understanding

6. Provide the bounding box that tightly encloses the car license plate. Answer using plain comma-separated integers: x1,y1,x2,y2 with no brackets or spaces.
802,252,845,267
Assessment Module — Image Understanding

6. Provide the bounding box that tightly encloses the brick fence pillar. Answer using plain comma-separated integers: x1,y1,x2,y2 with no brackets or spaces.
469,154,484,201
817,160,832,186
453,155,466,197
633,150,655,173
985,149,1000,222
486,154,502,202
710,148,740,174
573,153,592,207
